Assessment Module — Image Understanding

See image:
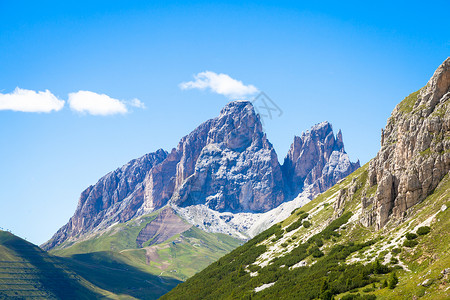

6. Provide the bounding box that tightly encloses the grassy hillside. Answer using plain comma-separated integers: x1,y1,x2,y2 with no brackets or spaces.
118,226,242,281
59,251,180,299
0,230,109,299
50,210,162,256
0,229,182,299
50,209,242,282
162,164,450,299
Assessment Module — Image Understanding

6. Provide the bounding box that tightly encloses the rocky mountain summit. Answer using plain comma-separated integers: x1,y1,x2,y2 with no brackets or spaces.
282,121,360,196
43,100,358,250
172,101,286,213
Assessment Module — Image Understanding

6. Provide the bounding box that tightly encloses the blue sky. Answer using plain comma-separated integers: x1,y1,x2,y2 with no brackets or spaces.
0,0,448,245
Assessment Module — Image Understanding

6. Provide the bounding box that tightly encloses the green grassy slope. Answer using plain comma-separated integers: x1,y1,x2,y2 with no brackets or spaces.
117,226,242,281
50,210,161,256
59,251,180,300
0,230,110,299
0,230,182,300
162,165,450,299
50,210,242,282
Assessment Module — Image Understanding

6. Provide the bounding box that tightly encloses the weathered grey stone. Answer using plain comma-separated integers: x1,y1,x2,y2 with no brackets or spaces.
282,121,360,196
171,101,286,213
366,57,450,229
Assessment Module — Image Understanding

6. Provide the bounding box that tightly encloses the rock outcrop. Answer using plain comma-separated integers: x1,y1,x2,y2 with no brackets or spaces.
282,121,360,196
136,208,191,247
42,150,168,250
367,57,450,229
171,101,286,213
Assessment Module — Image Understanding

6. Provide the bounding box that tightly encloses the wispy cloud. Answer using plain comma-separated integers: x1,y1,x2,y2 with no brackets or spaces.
127,98,146,109
0,87,64,113
68,91,144,116
179,71,259,99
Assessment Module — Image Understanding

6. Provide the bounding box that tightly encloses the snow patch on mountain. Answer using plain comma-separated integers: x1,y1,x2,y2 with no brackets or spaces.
173,190,314,240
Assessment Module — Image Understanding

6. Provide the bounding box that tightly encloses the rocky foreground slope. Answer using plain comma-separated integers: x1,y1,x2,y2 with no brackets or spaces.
163,58,450,300
43,101,358,251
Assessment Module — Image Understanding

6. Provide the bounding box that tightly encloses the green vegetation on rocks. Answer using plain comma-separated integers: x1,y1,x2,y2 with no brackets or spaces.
162,211,392,300
403,239,418,248
397,89,420,113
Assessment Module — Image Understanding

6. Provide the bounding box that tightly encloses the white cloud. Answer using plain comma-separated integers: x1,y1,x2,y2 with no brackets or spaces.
0,87,65,113
128,98,146,109
68,91,144,116
179,71,259,99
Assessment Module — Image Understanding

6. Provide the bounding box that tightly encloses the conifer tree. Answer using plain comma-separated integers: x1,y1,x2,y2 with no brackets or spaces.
388,272,398,289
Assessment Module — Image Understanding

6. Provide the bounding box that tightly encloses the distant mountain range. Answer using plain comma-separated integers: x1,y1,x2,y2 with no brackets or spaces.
43,100,358,252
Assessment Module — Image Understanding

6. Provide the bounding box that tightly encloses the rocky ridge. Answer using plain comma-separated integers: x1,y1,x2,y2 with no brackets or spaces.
43,150,168,250
361,57,450,229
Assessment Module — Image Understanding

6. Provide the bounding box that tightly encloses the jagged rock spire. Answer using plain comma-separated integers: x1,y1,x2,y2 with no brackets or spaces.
282,121,360,196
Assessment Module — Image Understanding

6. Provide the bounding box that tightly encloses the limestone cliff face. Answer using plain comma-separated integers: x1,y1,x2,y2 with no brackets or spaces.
138,120,213,215
282,121,360,196
42,149,168,250
366,57,450,229
171,101,285,213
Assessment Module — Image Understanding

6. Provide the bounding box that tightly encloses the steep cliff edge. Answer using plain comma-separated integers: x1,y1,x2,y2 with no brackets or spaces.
366,57,450,229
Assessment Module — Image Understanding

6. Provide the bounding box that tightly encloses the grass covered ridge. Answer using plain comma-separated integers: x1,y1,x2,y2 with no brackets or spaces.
50,208,242,282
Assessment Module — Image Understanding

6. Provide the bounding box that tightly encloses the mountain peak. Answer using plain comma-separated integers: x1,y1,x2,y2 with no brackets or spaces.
208,100,263,151
282,122,359,196
173,99,284,213
301,121,332,138
310,120,332,131
219,100,254,116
